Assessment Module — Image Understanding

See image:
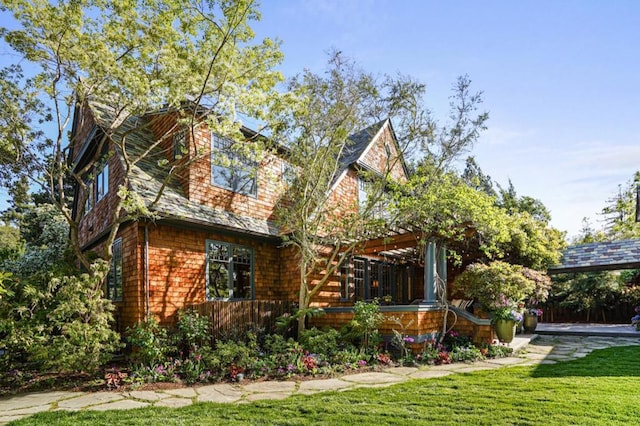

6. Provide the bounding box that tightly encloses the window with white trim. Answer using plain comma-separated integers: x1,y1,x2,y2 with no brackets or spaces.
211,134,257,196
95,163,109,202
206,240,254,300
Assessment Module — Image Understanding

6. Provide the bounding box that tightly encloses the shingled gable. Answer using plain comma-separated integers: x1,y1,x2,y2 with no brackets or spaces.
74,101,280,237
330,118,408,191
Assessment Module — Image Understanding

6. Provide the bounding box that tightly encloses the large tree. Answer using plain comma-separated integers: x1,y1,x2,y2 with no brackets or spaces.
0,0,285,272
274,53,491,334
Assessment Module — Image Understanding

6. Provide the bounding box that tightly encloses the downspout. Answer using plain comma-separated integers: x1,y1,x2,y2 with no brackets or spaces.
144,223,150,322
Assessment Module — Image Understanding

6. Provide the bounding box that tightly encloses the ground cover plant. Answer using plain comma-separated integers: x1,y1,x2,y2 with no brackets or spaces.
12,345,640,425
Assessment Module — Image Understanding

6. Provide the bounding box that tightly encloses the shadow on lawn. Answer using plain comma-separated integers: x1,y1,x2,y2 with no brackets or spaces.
529,345,640,378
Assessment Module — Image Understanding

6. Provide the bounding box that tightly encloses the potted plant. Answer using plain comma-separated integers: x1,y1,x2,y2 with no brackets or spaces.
523,307,543,333
490,295,523,343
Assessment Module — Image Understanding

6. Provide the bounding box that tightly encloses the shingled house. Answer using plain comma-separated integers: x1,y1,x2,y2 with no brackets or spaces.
70,101,492,345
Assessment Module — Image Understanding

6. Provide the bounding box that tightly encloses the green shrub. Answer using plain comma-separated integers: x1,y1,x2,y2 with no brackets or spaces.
29,262,122,373
126,318,172,367
299,327,341,356
213,340,253,375
345,300,383,351
449,345,485,363
175,309,211,353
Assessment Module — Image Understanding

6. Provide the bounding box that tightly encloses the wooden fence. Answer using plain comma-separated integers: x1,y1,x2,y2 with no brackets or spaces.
189,300,296,340
542,302,637,324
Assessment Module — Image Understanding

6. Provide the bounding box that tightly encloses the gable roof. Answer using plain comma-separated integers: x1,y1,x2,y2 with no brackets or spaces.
331,118,408,190
76,101,280,238
548,239,640,274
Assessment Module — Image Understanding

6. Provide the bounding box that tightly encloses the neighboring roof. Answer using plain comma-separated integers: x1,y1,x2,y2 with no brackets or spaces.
83,101,280,238
548,239,640,274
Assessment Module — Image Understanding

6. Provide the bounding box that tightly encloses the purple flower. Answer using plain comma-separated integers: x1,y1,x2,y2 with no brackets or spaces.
403,336,415,343
358,360,367,366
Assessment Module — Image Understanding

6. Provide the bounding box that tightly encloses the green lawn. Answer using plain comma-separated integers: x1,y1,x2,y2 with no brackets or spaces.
14,346,640,425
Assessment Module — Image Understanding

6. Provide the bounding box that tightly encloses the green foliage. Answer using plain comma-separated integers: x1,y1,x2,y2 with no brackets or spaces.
449,345,485,363
0,224,22,261
345,300,384,351
32,263,121,373
452,261,540,311
0,261,120,373
396,166,564,269
213,340,253,373
600,171,640,239
175,309,211,353
126,318,173,367
299,327,341,356
1,0,287,271
550,272,623,321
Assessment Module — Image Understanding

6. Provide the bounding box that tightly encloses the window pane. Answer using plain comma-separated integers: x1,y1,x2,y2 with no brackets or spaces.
353,258,366,301
96,164,109,202
233,262,251,299
208,242,229,261
340,259,351,300
206,242,253,300
108,238,123,301
211,133,257,196
208,262,230,299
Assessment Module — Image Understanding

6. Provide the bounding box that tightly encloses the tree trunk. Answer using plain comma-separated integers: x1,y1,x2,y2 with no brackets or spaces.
297,263,310,338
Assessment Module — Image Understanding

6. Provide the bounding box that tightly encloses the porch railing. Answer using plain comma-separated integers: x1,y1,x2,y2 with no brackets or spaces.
189,300,295,340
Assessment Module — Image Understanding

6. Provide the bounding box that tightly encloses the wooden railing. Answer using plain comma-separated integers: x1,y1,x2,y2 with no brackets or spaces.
189,300,296,340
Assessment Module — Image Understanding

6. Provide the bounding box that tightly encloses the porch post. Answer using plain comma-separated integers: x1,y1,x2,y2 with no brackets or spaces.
424,241,437,304
437,245,447,303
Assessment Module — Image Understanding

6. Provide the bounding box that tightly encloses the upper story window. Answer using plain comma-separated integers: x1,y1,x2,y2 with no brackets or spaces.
95,163,109,202
358,176,391,220
173,129,186,160
211,134,257,197
83,160,108,214
358,178,368,210
206,240,254,300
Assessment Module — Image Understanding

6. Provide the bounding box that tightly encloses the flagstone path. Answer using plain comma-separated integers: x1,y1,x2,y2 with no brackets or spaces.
2,334,640,424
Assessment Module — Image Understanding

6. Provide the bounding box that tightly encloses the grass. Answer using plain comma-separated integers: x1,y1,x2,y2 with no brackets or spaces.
12,345,640,425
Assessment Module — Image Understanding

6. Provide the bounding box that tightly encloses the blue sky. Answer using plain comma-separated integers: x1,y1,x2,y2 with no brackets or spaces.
1,1,639,239
251,0,640,238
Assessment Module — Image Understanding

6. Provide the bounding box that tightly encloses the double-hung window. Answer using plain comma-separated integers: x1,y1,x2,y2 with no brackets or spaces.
83,160,109,214
106,238,123,301
95,162,109,202
206,240,254,300
211,134,257,196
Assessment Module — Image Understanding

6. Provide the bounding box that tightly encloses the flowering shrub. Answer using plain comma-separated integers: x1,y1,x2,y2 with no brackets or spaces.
490,294,523,322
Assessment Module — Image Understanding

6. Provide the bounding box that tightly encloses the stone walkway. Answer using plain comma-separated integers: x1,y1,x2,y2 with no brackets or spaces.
2,334,640,423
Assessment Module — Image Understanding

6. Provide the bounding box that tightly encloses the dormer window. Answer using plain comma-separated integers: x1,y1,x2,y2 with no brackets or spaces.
211,134,257,197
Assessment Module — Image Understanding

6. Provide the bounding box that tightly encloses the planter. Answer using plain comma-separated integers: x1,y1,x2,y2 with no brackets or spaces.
515,319,523,334
523,313,538,333
494,319,516,343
